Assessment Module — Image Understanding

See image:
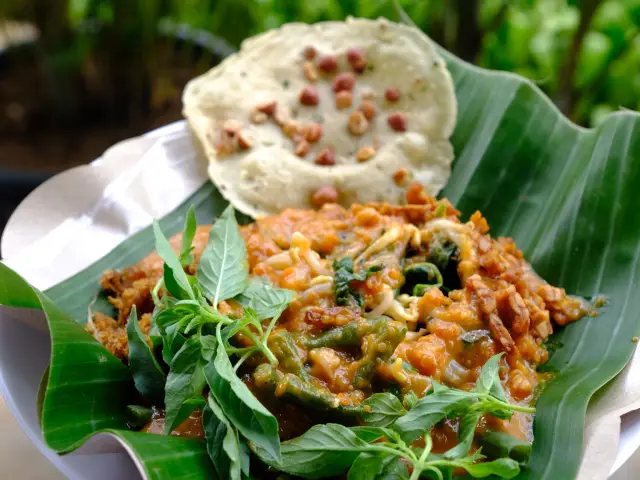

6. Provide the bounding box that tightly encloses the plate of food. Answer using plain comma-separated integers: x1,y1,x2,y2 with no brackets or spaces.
1,14,640,480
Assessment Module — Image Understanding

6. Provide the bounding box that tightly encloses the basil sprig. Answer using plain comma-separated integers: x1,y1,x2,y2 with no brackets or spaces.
126,205,295,478
254,353,534,480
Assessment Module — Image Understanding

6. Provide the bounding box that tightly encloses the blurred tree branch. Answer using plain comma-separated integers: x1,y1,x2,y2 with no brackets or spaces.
555,0,604,115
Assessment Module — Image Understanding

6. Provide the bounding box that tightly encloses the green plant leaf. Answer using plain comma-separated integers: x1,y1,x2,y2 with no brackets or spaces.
180,205,198,266
473,353,503,395
347,452,386,480
127,306,166,405
203,394,243,480
393,387,474,443
153,220,194,299
479,430,532,465
360,393,407,427
204,343,281,463
443,410,482,459
235,277,296,320
455,457,520,478
256,423,373,478
197,205,249,306
164,336,206,435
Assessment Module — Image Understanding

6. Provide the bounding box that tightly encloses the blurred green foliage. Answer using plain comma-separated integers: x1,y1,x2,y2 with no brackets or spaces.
2,0,639,127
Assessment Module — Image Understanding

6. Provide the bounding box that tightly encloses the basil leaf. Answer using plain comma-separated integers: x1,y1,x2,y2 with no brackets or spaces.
153,220,194,298
473,353,503,395
443,410,482,459
236,277,295,320
203,394,243,480
204,343,280,463
200,335,218,362
478,430,531,464
378,456,409,480
347,452,386,480
349,426,389,443
197,206,249,306
164,336,206,434
456,457,520,478
180,205,198,266
393,387,474,442
126,306,166,405
260,424,373,478
360,393,407,427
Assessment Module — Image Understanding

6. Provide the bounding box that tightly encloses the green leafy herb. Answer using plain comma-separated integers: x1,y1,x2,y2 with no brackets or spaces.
197,205,249,307
179,205,198,266
125,405,153,430
333,258,382,307
360,393,407,428
204,343,281,463
402,263,443,297
126,306,166,405
435,202,446,217
235,277,295,321
153,220,194,299
163,336,206,434
478,430,532,464
203,394,244,480
347,452,386,480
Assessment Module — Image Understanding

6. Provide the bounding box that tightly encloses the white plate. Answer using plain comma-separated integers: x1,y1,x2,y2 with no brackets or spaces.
1,121,638,480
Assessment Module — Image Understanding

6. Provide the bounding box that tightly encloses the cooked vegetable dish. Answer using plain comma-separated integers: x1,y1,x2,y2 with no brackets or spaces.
88,184,590,479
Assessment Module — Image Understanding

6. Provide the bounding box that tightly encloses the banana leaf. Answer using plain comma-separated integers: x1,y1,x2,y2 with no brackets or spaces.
1,33,640,480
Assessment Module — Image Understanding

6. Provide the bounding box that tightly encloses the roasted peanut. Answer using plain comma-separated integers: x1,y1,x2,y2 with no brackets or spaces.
256,100,277,115
348,110,369,136
295,140,311,157
359,101,376,121
387,112,407,132
273,105,291,126
347,47,367,73
303,61,318,82
237,131,253,150
335,91,353,110
385,87,401,103
393,168,411,186
332,72,356,92
303,45,317,60
305,123,323,143
283,121,298,138
311,185,339,208
315,148,336,166
356,146,376,162
317,54,338,73
299,85,319,106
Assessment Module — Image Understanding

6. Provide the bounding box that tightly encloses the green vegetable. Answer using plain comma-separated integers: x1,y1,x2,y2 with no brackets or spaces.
235,277,295,321
359,393,407,427
426,236,460,292
304,317,392,349
255,423,520,480
333,257,382,307
197,205,249,307
402,262,443,296
179,205,198,266
253,364,359,415
126,306,166,405
204,343,281,463
203,394,245,480
163,336,206,434
125,405,153,430
479,430,532,464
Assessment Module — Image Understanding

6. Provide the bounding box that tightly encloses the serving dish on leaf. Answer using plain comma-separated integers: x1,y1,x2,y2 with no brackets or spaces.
1,12,640,480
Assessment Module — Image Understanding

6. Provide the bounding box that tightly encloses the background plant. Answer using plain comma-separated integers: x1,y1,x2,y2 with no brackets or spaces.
0,0,638,130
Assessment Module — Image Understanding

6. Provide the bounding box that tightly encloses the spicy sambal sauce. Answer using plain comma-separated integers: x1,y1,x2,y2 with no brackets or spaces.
89,183,590,447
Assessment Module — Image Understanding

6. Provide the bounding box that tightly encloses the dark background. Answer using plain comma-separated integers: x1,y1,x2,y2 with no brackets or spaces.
1,0,638,255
